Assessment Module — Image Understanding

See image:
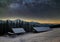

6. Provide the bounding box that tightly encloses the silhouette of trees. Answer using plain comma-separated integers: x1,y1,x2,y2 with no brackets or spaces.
0,19,60,35
0,20,4,35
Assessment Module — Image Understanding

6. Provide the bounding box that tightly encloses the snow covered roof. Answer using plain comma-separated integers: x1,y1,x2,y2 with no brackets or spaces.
33,27,51,32
12,28,25,33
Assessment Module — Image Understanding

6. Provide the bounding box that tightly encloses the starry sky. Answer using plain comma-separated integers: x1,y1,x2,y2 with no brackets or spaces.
0,0,60,24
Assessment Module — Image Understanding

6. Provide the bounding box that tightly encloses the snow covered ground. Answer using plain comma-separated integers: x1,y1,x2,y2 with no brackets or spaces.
0,28,60,42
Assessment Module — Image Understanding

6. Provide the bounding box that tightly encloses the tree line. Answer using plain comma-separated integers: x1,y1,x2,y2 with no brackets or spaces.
0,20,39,35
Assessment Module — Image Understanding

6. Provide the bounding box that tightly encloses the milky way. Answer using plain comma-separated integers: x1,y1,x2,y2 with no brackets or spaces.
0,0,60,24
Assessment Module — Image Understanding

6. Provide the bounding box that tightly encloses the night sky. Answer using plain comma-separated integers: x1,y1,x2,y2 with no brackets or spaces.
0,0,60,24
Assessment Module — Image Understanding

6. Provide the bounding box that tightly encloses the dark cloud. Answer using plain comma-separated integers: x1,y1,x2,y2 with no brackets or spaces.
0,0,60,21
